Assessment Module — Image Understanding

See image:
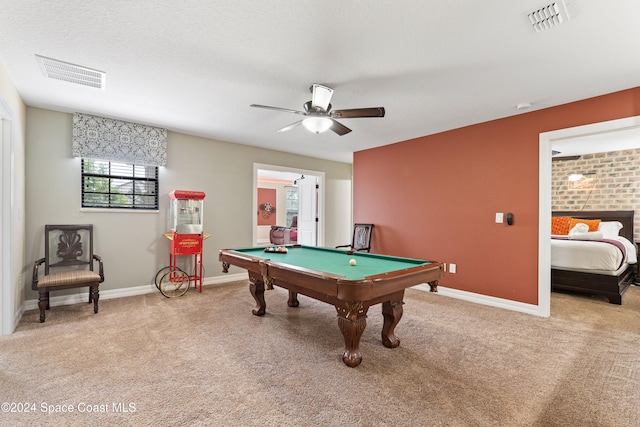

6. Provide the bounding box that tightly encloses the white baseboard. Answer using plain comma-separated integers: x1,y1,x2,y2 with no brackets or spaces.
22,273,248,312
413,283,545,317
14,304,25,329
20,275,544,322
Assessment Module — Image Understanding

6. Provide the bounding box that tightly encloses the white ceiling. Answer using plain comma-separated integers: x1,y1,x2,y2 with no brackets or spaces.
552,126,640,157
1,1,640,163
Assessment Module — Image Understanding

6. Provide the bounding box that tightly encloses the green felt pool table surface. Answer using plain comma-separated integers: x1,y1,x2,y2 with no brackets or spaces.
230,245,435,280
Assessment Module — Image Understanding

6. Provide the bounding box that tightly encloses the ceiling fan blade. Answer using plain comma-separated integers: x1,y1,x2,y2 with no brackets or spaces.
277,120,303,133
310,84,333,111
330,107,385,119
329,119,352,136
250,104,306,115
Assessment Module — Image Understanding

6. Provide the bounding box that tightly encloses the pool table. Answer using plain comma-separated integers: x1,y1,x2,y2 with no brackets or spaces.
219,245,443,367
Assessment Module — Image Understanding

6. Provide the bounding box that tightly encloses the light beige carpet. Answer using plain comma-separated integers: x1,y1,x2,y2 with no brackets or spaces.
1,282,639,426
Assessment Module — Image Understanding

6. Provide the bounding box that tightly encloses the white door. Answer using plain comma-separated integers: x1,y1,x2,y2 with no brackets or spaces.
0,117,5,335
297,175,317,245
1,114,13,335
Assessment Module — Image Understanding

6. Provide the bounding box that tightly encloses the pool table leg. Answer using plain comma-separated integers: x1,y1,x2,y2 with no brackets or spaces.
381,299,404,348
287,291,300,307
248,273,266,316
336,302,369,367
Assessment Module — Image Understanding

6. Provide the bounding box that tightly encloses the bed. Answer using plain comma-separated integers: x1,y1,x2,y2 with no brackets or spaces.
551,210,637,304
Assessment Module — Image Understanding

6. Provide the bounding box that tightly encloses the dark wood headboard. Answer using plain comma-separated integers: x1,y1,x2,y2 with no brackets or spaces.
552,210,634,242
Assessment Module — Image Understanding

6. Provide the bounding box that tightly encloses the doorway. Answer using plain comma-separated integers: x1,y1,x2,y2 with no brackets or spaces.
539,115,640,317
253,163,325,247
0,99,15,335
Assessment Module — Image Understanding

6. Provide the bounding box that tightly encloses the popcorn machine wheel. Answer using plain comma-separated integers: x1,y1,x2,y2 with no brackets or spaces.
155,190,210,298
154,265,191,298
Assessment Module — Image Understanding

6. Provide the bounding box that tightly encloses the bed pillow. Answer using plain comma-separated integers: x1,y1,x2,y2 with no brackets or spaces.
568,217,601,232
551,216,571,235
598,221,623,239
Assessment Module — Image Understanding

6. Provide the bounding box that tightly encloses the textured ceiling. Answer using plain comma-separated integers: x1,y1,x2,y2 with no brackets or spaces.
1,0,640,163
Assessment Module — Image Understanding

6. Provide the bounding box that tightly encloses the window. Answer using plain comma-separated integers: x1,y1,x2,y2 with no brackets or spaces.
285,187,299,226
81,159,158,210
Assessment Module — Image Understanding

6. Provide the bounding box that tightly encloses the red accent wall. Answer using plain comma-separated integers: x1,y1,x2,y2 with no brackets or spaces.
354,87,640,304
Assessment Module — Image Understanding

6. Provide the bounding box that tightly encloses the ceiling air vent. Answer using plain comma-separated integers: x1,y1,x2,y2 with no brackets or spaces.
527,1,570,32
36,55,105,89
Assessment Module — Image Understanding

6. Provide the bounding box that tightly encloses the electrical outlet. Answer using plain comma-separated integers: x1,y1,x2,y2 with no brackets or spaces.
449,263,457,274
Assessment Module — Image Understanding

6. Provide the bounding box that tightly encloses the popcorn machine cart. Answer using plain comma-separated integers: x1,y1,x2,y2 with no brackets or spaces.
155,190,210,297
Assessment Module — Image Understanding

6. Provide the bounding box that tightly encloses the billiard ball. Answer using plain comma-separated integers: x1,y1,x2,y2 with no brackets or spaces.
349,259,357,266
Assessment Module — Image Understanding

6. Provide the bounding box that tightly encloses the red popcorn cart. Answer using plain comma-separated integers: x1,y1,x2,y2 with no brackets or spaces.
155,190,210,297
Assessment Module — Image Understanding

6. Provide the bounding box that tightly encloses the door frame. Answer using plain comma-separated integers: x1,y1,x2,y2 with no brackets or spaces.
0,98,15,335
538,115,640,317
253,163,325,247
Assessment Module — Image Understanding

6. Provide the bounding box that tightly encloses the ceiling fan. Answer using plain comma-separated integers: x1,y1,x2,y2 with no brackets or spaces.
250,84,385,136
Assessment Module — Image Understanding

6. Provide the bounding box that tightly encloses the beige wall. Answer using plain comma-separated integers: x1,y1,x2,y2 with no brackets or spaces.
0,62,27,333
552,149,640,241
24,107,352,300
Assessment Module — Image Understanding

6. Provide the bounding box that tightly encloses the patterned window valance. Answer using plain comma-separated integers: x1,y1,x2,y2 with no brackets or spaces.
72,113,167,166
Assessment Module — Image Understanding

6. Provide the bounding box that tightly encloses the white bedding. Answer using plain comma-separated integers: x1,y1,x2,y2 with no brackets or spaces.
551,235,637,271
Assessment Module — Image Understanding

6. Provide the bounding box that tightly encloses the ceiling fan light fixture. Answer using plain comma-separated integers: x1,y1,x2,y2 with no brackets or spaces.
251,83,383,136
302,117,332,134
310,84,333,111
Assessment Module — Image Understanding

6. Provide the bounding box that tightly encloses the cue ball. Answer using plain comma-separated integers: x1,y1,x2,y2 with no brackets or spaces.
349,259,357,266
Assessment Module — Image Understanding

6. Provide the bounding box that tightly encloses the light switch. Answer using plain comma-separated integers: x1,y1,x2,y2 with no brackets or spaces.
495,212,504,223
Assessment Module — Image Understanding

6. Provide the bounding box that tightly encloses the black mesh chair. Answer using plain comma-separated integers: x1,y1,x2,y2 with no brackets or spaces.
336,223,374,252
31,224,104,322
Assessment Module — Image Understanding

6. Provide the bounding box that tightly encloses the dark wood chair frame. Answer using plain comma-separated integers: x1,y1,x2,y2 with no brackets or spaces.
336,223,374,252
31,224,104,322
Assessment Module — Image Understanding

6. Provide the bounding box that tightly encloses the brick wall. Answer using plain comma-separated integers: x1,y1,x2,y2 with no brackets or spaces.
552,148,640,241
